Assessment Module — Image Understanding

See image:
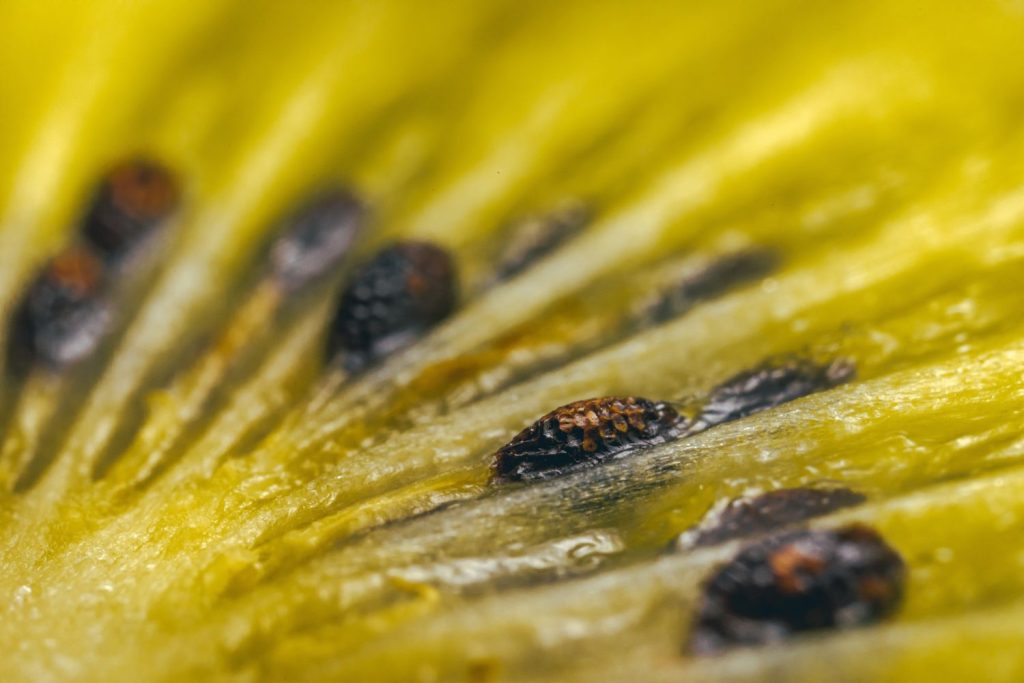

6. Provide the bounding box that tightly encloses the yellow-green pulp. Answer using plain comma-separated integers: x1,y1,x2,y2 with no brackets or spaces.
2,0,1024,680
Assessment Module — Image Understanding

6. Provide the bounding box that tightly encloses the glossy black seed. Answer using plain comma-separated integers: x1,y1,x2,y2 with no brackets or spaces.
269,190,366,293
688,524,905,655
492,396,688,483
82,158,180,261
676,488,867,550
10,247,112,369
693,356,855,432
643,249,779,325
489,202,590,285
329,241,458,370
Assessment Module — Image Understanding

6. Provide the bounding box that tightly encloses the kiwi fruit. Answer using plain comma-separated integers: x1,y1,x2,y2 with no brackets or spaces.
2,0,1024,681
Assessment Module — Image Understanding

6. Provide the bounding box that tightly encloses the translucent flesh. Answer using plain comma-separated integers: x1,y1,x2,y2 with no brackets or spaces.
2,0,1024,681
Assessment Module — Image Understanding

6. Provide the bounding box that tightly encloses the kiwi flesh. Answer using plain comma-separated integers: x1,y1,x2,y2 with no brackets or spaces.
2,1,1024,681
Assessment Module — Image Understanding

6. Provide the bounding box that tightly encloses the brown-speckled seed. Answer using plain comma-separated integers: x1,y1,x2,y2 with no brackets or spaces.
492,396,687,483
675,487,867,550
9,246,112,369
82,158,180,261
329,241,458,370
688,524,905,655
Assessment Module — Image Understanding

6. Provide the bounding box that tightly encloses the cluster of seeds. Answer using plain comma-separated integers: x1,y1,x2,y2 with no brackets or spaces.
8,3,1023,678
10,158,179,370
491,356,856,484
488,352,904,653
2,156,905,668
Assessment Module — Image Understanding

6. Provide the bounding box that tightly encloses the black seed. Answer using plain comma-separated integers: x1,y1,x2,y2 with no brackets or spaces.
642,249,779,326
269,190,366,293
82,158,180,261
688,524,905,655
492,396,688,483
9,247,112,370
675,488,867,550
693,356,855,432
489,201,590,285
329,241,458,370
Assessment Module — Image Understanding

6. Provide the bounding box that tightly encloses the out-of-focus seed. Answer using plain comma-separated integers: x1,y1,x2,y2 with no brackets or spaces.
329,241,458,370
641,249,779,326
489,201,590,285
674,487,867,550
269,190,366,293
9,246,112,369
492,396,688,483
82,158,180,261
688,524,905,655
692,356,855,432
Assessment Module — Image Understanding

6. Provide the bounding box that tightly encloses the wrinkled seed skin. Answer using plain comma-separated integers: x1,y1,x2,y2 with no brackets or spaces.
269,190,365,293
679,487,867,549
10,247,112,370
82,158,180,261
492,396,687,483
329,241,458,370
688,524,905,655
